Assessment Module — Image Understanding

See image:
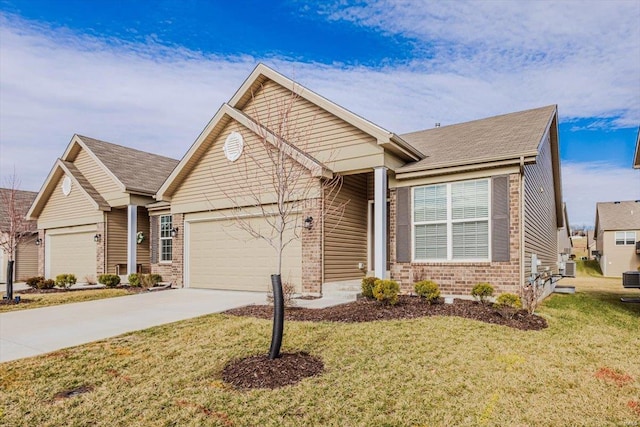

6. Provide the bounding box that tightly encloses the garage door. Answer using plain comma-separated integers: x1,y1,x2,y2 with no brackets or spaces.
47,231,97,280
187,216,302,292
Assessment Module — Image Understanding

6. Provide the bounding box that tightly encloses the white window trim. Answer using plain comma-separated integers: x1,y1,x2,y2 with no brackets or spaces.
615,231,636,246
411,179,492,263
159,215,173,263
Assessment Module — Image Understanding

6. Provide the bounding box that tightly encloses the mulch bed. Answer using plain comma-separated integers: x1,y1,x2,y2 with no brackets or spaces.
224,295,548,331
222,352,324,390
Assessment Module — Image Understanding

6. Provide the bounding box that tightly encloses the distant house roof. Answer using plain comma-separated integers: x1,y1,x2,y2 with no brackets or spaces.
397,105,557,174
634,127,639,169
76,135,179,195
595,200,640,234
0,188,37,233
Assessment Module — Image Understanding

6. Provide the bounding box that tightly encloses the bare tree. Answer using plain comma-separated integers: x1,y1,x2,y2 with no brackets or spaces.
210,85,345,358
0,173,37,300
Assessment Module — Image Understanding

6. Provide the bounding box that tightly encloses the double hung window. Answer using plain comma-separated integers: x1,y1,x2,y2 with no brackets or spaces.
160,215,173,262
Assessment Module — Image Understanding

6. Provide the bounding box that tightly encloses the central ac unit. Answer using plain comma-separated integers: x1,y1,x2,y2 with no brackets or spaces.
564,261,576,277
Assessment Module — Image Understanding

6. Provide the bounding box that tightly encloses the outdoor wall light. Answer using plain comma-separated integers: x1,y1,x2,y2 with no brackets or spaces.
93,234,101,243
35,238,42,246
303,216,313,230
170,227,179,238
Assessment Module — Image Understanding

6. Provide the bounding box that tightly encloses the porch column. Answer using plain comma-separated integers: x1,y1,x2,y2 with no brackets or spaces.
374,167,388,279
127,204,137,275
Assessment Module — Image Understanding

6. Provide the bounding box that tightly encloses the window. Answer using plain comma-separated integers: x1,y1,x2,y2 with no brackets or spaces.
615,231,636,245
413,179,489,261
160,215,173,262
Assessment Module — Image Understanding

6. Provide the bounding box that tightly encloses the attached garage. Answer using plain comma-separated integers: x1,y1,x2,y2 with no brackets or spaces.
46,227,97,280
186,215,302,292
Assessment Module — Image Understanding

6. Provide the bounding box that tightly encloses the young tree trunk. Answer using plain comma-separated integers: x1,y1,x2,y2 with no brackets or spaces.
5,260,14,301
268,274,284,359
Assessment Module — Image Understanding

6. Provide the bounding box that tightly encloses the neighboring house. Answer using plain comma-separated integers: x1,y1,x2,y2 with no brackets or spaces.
594,201,640,277
0,188,38,282
155,64,565,297
557,203,572,268
26,135,179,281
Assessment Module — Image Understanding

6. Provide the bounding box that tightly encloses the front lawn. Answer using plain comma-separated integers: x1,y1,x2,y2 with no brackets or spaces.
0,277,638,426
0,288,138,313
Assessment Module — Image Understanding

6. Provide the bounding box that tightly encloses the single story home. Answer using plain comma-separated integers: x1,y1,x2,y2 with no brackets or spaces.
0,188,38,282
594,200,640,277
154,64,565,297
26,135,179,281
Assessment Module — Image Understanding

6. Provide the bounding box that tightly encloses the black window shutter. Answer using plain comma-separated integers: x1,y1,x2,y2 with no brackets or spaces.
491,176,510,262
396,187,411,263
150,216,158,264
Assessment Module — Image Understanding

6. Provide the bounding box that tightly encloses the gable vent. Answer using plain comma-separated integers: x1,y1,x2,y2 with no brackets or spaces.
223,131,244,162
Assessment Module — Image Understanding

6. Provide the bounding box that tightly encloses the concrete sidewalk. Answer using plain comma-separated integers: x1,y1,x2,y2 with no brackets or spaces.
0,289,267,363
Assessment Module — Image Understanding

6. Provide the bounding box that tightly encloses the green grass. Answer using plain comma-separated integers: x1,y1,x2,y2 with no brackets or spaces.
0,276,639,426
575,259,603,276
0,288,134,312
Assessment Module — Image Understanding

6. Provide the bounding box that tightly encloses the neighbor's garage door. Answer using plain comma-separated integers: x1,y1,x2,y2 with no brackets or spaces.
187,216,302,291
47,230,97,280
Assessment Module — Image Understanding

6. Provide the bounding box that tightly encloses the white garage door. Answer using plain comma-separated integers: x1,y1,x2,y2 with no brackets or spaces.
187,216,302,292
47,230,97,280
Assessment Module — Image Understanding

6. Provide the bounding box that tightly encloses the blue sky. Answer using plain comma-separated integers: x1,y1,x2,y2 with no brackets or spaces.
0,0,639,225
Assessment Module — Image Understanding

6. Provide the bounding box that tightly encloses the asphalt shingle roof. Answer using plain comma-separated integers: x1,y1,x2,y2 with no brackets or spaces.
0,188,37,233
596,201,640,231
398,105,556,172
77,135,180,195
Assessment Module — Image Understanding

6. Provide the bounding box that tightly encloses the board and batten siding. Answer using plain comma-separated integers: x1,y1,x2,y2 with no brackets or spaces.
323,174,368,281
523,132,558,278
73,148,121,201
171,118,316,212
38,174,101,227
105,207,151,274
241,80,383,172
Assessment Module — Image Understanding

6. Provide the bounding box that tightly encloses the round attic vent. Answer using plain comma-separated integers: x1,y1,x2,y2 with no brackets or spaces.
61,176,72,196
223,131,244,162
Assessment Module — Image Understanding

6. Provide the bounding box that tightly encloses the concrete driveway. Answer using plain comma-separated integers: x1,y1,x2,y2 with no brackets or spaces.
0,289,266,363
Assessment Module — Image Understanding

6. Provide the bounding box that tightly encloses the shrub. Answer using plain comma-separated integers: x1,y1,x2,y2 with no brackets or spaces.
55,273,77,289
128,273,141,287
471,282,494,304
38,279,56,290
373,279,400,305
361,276,378,299
414,280,440,304
98,274,121,287
141,273,163,287
25,276,44,289
494,293,522,309
267,281,297,308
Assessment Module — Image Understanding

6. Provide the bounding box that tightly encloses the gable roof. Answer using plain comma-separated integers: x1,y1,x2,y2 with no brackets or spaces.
157,103,333,200
0,188,38,233
73,135,179,195
396,105,557,175
634,127,639,168
26,159,111,220
229,63,424,162
595,200,640,234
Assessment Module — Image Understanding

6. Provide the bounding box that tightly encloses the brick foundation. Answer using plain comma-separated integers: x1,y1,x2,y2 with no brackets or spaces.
390,174,522,296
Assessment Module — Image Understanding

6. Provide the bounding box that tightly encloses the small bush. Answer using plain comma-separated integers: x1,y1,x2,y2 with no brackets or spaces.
361,276,378,299
25,276,44,289
494,293,522,309
373,279,400,305
55,273,77,289
98,274,121,287
267,281,297,308
38,279,56,290
128,273,141,287
471,282,494,304
414,280,440,304
141,273,163,287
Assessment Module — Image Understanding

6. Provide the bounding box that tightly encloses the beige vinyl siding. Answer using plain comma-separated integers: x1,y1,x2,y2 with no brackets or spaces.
600,230,640,277
324,174,368,281
241,80,383,172
73,148,121,200
524,132,558,277
47,230,97,280
106,207,152,274
39,174,100,227
15,235,38,280
187,215,302,291
171,118,315,212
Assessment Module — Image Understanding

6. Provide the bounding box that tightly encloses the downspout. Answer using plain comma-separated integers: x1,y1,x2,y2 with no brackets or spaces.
519,156,526,287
